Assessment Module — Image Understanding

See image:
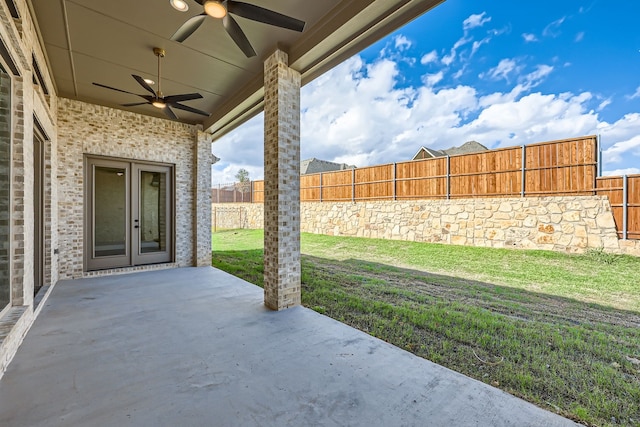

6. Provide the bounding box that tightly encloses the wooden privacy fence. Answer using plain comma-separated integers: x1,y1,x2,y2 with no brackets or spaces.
212,182,252,203
249,136,598,202
214,136,639,240
595,175,640,240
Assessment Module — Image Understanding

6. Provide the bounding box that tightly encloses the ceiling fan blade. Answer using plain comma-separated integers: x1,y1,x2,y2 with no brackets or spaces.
227,1,305,32
132,75,156,96
121,102,151,107
163,105,179,121
92,82,141,97
164,93,203,103
171,13,208,42
170,102,211,117
222,14,256,57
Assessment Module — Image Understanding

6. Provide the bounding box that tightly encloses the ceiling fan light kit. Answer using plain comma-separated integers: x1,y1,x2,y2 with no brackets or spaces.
203,1,227,18
170,0,189,12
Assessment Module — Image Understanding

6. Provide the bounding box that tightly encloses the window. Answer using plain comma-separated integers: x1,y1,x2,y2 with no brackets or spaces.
0,62,11,312
32,54,48,95
4,0,19,19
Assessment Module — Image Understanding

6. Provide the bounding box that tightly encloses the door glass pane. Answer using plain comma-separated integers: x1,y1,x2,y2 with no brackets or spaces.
0,64,10,309
139,171,166,253
33,133,44,295
94,166,127,257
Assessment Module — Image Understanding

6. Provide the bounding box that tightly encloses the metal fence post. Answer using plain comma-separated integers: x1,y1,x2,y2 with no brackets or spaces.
352,168,356,202
521,145,526,197
392,163,397,201
597,134,603,178
446,155,450,200
623,175,628,240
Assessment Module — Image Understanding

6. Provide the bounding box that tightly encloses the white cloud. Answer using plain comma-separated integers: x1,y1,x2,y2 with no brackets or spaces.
602,133,640,165
579,4,595,14
420,50,438,65
394,35,412,51
519,65,554,90
481,58,521,83
463,91,599,145
603,168,640,176
437,12,507,71
522,33,538,42
442,37,471,66
628,86,640,100
543,17,566,38
574,32,585,42
422,71,444,87
463,12,491,31
471,38,490,56
597,98,612,111
498,65,553,98
489,26,510,37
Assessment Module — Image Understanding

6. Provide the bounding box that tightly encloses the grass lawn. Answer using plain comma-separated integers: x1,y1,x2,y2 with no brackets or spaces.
212,229,640,427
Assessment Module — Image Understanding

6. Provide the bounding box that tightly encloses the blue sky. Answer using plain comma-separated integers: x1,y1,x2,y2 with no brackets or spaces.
212,0,640,183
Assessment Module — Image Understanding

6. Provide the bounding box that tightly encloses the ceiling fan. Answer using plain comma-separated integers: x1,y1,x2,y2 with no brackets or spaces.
92,47,210,121
170,0,305,58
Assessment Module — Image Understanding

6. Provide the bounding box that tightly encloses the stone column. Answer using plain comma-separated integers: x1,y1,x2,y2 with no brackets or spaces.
193,129,213,267
263,49,301,310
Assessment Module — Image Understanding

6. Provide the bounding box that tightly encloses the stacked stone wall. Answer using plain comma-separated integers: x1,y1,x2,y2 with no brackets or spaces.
213,196,640,256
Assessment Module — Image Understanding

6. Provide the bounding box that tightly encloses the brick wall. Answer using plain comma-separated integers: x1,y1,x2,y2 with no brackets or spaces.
0,0,59,375
57,98,205,279
213,196,640,256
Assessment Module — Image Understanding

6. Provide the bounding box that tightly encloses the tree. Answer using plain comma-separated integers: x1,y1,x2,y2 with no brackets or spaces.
235,168,250,183
234,168,251,200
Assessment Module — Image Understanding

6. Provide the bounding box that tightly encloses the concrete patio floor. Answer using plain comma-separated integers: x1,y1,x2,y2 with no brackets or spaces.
0,267,578,426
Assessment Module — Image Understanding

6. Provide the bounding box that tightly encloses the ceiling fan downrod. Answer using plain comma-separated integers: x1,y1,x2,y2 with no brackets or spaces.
153,47,165,100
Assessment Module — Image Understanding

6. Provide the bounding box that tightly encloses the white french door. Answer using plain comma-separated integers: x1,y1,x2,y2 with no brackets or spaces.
86,157,173,271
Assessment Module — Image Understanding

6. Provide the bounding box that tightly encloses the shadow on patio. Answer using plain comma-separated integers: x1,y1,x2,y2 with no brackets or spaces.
0,267,577,426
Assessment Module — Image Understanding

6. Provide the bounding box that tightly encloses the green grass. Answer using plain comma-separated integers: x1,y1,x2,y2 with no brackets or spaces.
212,229,640,427
301,233,640,313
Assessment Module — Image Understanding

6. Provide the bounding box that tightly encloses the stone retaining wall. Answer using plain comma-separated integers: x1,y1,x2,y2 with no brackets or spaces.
212,196,640,256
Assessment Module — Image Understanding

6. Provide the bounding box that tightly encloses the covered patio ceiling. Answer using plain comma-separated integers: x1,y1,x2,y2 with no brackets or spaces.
29,0,444,138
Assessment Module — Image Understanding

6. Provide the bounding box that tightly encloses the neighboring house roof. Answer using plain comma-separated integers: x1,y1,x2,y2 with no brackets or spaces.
212,154,220,165
412,141,488,160
412,147,446,160
300,158,356,175
444,140,489,156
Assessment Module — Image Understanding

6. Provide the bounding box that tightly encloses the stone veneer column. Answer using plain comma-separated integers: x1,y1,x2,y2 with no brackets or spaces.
263,49,301,310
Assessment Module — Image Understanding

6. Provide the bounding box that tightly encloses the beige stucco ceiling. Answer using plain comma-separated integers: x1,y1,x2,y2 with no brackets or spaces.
29,0,444,139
